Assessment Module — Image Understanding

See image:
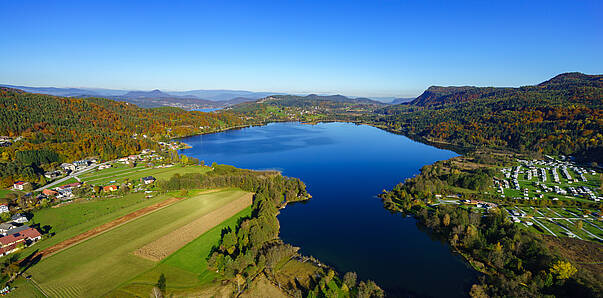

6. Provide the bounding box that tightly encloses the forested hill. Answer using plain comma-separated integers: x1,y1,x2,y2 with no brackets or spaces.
257,94,385,105
0,87,244,162
409,72,602,107
225,93,385,123
371,73,603,161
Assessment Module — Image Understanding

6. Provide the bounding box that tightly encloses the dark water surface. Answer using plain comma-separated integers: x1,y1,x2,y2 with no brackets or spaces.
179,122,478,297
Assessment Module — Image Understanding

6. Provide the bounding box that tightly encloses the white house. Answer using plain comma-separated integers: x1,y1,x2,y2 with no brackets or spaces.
0,204,8,214
13,181,29,190
141,176,156,185
61,163,76,172
0,223,14,235
11,213,28,224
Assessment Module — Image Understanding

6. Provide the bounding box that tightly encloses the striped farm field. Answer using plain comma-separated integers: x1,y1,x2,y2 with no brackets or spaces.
16,189,252,298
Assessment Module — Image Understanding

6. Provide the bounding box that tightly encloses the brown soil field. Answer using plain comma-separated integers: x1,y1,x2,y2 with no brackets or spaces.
133,193,253,261
27,197,186,262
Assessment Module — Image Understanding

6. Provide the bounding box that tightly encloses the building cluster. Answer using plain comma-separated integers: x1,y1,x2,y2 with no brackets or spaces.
496,157,601,202
158,141,184,151
0,213,41,256
116,149,162,165
0,136,19,147
461,199,498,210
58,158,98,175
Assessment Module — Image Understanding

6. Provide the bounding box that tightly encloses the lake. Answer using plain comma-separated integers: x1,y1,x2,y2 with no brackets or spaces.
179,122,478,297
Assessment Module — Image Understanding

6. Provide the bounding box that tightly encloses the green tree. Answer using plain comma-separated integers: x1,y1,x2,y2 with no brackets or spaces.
156,273,166,292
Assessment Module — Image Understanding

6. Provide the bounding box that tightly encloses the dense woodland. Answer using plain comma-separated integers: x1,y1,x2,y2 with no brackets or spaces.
0,88,245,185
366,73,603,162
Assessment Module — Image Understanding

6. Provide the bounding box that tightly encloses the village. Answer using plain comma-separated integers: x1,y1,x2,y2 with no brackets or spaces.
0,141,191,257
431,155,603,243
492,155,603,242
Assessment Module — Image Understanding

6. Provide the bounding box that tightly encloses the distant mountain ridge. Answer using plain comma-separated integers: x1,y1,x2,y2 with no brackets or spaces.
390,97,415,104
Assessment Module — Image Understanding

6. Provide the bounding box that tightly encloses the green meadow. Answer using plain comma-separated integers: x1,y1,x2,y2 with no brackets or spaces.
9,189,250,297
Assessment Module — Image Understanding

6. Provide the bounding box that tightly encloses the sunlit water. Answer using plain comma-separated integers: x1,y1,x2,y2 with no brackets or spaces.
179,122,478,297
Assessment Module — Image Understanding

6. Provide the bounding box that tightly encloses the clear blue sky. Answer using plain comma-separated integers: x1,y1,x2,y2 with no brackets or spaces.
1,0,601,97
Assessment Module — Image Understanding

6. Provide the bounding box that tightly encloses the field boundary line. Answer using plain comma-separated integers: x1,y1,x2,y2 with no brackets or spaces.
25,188,227,261
133,192,253,261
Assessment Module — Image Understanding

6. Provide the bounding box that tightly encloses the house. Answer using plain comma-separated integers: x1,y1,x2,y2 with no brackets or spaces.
0,204,8,214
42,189,58,196
0,227,42,256
141,176,156,185
73,160,90,168
13,181,29,190
10,213,28,224
60,163,76,172
98,164,112,170
44,171,61,179
20,227,42,242
103,185,119,192
59,182,82,190
0,223,14,235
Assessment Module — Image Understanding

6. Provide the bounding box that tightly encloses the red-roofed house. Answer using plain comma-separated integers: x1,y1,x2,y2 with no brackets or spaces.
0,227,42,256
59,182,82,190
20,228,42,241
103,185,119,192
13,181,29,190
43,189,58,196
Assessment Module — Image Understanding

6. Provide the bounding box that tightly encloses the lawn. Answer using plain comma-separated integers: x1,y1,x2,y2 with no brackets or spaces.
20,189,250,297
0,188,13,199
111,206,252,297
6,277,45,298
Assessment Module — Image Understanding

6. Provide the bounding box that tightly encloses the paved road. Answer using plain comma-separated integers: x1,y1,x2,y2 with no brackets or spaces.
34,162,110,192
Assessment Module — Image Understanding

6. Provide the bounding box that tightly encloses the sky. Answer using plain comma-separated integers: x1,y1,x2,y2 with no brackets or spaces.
1,0,601,97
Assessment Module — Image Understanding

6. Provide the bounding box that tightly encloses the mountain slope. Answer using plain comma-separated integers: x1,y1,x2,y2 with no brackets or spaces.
0,88,244,163
408,73,602,107
373,73,603,160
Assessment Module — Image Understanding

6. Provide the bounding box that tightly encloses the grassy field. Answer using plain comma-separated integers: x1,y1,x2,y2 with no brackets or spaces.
0,188,13,199
79,164,211,186
13,189,251,297
3,192,175,261
508,206,603,242
111,206,252,297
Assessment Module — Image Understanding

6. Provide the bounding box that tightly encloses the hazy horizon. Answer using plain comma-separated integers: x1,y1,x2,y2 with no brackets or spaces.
1,0,601,97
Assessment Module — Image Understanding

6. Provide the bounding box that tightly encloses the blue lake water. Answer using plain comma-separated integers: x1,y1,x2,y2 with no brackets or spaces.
192,107,222,112
179,122,478,297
